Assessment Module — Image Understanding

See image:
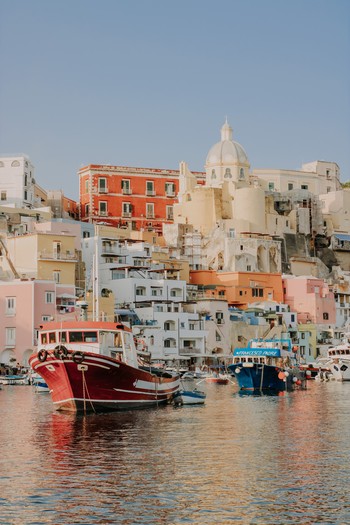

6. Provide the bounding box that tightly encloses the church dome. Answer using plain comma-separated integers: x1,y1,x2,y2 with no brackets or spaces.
206,119,249,167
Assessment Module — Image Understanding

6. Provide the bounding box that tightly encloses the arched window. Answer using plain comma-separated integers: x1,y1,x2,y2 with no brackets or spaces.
224,168,232,178
211,169,216,179
11,160,20,167
239,168,245,179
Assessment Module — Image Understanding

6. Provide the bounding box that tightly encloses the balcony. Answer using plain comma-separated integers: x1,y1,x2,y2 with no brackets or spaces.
122,212,132,218
38,250,78,262
180,347,202,355
146,190,156,196
122,188,132,195
98,187,108,194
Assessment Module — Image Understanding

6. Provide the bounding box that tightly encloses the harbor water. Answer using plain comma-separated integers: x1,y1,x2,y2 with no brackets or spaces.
1,381,349,525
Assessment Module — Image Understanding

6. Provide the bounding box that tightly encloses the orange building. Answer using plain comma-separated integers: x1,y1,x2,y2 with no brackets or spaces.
79,164,205,234
189,270,284,308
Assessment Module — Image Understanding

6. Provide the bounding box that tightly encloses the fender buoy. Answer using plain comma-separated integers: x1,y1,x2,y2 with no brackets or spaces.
37,349,48,363
54,345,68,360
72,351,84,364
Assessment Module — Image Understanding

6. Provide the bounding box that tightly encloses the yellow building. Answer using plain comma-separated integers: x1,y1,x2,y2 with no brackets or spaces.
5,232,78,285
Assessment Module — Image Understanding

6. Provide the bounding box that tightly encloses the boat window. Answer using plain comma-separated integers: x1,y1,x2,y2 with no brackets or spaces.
69,332,84,342
114,333,122,347
41,333,48,344
60,332,68,343
84,332,98,342
248,358,253,362
49,332,56,343
253,358,259,363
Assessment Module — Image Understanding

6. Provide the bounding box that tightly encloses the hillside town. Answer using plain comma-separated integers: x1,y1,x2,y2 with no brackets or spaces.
1,119,349,371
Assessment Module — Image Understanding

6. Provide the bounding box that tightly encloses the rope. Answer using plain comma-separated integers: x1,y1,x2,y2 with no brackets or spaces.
81,369,96,414
259,364,264,392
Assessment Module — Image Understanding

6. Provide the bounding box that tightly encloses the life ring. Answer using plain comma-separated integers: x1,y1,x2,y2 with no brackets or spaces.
37,349,48,363
72,351,84,364
54,345,68,360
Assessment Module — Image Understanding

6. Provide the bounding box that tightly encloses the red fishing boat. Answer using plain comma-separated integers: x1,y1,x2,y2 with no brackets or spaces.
29,321,180,413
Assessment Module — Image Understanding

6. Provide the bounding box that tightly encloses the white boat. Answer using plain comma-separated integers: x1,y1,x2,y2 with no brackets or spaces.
173,389,206,405
0,374,28,385
325,333,350,381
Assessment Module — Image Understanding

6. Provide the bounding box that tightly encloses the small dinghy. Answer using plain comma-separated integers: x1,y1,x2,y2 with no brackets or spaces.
173,389,206,405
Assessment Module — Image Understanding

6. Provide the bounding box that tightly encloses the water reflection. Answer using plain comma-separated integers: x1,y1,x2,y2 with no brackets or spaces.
1,383,350,524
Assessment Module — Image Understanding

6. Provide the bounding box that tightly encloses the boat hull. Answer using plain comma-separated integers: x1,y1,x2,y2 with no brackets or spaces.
29,351,180,413
228,363,286,392
327,360,350,381
173,390,206,405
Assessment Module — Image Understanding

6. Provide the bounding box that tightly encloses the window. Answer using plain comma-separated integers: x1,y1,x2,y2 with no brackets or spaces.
24,191,28,200
216,332,222,341
268,182,275,191
165,182,175,196
42,315,51,322
323,312,329,320
98,178,107,193
1,191,6,201
85,204,89,216
146,203,154,219
122,202,132,217
85,180,89,193
224,168,232,179
111,270,124,280
5,327,16,346
99,201,107,216
45,291,54,304
6,297,16,315
24,174,28,186
11,160,20,167
216,312,224,324
288,183,293,190
211,170,216,179
136,286,146,296
53,271,60,283
146,181,155,196
121,180,131,194
239,168,244,179
301,184,308,190
166,205,173,220
252,288,264,297
247,265,251,271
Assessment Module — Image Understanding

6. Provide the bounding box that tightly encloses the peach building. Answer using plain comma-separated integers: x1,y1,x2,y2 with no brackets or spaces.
189,270,284,308
0,280,76,366
283,275,336,325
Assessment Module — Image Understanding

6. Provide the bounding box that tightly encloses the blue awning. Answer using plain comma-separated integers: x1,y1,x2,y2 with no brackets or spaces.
334,234,350,242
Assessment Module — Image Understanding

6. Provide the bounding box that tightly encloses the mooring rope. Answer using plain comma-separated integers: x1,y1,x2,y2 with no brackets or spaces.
81,369,96,414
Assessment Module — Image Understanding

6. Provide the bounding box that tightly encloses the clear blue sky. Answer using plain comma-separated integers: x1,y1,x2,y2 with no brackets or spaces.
1,0,349,199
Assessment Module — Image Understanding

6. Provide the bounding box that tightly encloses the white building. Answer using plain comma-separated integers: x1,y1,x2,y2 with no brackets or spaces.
0,155,38,208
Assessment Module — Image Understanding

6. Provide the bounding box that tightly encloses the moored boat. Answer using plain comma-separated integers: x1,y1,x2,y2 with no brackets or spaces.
325,333,350,381
29,321,180,413
228,338,305,392
173,389,206,405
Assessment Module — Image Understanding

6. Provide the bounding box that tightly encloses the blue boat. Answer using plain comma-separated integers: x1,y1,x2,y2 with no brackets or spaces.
173,389,206,405
228,338,304,392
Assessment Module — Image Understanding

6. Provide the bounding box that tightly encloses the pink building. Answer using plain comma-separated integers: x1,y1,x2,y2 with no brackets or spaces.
0,279,76,367
283,276,336,325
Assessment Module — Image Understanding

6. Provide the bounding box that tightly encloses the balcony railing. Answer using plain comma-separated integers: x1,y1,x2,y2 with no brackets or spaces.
180,347,202,355
122,188,132,195
38,251,78,261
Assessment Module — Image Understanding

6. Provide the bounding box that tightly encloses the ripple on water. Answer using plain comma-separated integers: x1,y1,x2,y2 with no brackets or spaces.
1,382,350,524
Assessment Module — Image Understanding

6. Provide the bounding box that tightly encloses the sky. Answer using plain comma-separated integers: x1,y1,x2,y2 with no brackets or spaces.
1,0,349,200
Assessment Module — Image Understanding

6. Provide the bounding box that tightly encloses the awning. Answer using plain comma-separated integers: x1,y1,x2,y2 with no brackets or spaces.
334,234,350,242
56,293,77,299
